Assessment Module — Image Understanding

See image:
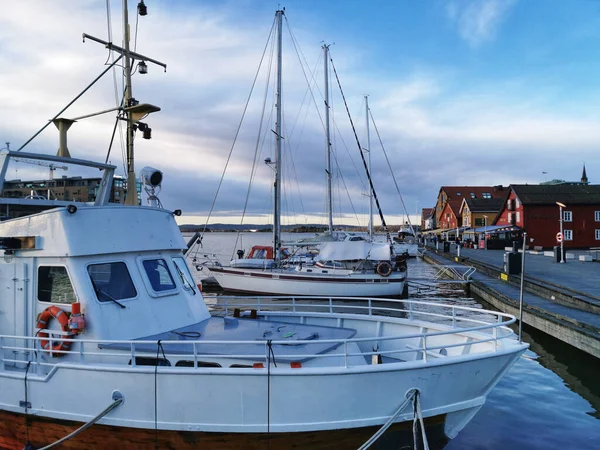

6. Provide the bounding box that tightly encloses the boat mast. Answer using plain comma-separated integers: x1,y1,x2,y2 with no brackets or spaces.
365,95,373,240
273,9,284,264
123,0,137,206
323,44,333,234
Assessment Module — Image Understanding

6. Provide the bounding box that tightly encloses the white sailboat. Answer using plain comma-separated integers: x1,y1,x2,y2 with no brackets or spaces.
208,15,407,297
0,6,529,449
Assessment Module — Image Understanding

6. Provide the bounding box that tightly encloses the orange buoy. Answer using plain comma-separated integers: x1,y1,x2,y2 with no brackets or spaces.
36,306,72,355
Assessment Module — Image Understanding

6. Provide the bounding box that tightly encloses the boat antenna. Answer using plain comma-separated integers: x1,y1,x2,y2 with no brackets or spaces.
323,43,333,234
81,1,166,206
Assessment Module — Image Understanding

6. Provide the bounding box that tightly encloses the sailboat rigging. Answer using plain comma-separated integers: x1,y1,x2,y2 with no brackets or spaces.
205,9,408,297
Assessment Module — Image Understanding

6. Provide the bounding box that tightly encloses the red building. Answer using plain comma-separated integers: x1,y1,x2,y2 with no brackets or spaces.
495,184,600,249
434,186,506,231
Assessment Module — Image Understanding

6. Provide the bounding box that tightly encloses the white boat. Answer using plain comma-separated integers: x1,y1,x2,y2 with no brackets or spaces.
0,6,528,449
393,228,420,257
207,13,407,297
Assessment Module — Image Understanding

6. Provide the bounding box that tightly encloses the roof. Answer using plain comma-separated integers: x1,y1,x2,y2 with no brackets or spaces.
511,184,600,205
463,197,505,212
421,208,434,219
439,186,506,216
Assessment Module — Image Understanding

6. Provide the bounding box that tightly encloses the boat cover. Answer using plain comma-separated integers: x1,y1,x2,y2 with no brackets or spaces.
316,241,391,262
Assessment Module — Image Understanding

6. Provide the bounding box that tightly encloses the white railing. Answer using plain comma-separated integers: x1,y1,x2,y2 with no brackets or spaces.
0,297,517,374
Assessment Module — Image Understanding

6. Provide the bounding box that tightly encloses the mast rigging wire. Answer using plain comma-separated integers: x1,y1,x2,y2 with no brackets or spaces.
230,23,278,259
369,108,416,235
328,55,388,232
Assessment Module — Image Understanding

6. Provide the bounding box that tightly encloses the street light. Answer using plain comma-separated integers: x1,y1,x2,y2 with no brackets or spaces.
556,201,566,263
483,215,488,250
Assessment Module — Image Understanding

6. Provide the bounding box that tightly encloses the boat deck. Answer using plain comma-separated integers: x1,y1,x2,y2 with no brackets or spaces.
99,316,357,362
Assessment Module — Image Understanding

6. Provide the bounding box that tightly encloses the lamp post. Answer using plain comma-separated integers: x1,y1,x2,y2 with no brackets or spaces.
556,201,566,263
483,215,488,250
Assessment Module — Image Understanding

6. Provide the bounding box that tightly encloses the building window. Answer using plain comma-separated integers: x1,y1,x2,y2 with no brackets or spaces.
143,259,176,292
88,262,137,302
596,230,600,240
563,211,572,222
595,211,600,222
563,230,573,241
470,193,476,198
516,212,520,222
508,212,512,222
456,192,462,196
38,266,76,304
474,218,484,226
482,193,492,199
515,198,520,208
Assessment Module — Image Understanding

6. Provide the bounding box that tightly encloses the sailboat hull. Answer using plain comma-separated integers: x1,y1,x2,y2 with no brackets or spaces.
209,267,407,297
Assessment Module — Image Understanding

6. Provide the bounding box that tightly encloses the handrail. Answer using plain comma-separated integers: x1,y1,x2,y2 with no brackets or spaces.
1,296,519,373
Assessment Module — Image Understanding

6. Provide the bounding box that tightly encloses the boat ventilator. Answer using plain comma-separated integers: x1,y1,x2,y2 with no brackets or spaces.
358,388,429,450
24,392,124,450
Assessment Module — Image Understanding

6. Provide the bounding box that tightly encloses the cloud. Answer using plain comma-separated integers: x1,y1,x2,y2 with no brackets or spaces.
1,1,598,228
445,0,517,47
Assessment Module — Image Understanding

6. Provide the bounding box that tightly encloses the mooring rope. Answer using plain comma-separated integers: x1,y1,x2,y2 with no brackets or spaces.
35,398,124,450
23,361,32,446
412,390,430,450
358,388,428,450
154,340,167,450
266,340,277,450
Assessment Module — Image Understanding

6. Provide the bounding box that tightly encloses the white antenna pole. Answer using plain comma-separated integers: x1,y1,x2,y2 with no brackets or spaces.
365,95,373,240
323,44,333,234
123,0,138,206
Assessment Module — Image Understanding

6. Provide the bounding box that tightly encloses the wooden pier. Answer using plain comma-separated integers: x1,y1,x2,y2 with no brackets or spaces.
422,246,600,358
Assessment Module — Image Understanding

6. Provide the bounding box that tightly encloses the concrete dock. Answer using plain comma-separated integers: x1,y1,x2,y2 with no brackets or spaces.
422,244,600,358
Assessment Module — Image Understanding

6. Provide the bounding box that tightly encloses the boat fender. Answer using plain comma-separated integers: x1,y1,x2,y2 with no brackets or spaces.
36,306,72,354
376,261,393,277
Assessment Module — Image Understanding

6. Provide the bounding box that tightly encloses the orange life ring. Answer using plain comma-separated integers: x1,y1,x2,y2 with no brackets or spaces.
376,261,393,277
36,306,71,354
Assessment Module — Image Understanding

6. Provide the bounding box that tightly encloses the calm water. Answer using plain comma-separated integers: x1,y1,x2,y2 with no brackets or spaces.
185,232,600,449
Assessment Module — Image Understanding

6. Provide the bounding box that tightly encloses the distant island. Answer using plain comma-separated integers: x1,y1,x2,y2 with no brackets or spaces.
179,224,420,233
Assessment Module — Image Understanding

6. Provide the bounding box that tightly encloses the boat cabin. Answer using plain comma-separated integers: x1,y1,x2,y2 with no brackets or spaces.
0,206,210,353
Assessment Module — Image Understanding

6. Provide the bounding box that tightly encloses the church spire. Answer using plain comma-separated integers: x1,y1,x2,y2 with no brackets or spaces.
581,163,589,184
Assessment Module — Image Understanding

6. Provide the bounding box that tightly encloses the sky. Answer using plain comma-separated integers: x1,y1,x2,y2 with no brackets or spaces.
1,0,600,228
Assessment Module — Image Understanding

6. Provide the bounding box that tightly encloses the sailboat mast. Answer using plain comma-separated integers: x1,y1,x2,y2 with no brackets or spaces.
323,44,333,234
123,0,137,206
273,9,284,264
365,95,373,239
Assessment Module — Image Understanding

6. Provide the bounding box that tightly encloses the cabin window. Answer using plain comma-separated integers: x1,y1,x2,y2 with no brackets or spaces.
563,211,572,222
143,259,176,292
172,257,197,293
38,266,76,304
88,262,137,302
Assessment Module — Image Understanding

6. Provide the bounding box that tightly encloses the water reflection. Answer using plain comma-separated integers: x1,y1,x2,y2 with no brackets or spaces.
187,233,600,449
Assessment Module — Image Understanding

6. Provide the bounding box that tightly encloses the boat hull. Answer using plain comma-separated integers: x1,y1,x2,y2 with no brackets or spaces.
209,267,407,297
0,409,449,450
